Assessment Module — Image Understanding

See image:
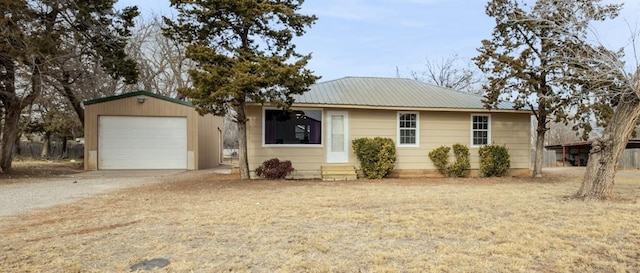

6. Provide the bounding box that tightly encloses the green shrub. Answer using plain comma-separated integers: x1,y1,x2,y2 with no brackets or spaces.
447,144,471,177
255,158,294,179
478,145,511,177
352,137,396,179
428,146,450,174
428,144,470,177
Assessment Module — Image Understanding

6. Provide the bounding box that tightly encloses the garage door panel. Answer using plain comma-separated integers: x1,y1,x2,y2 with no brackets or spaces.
98,116,187,170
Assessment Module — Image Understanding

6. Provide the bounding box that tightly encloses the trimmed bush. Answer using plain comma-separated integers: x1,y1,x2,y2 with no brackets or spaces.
428,146,450,175
428,144,470,177
255,158,294,179
447,144,471,177
478,145,511,177
352,137,396,179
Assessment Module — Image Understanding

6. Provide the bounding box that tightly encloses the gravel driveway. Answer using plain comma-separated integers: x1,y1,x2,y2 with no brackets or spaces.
0,170,185,217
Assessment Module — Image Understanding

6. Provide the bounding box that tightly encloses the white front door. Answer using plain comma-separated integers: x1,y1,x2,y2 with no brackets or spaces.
326,111,349,163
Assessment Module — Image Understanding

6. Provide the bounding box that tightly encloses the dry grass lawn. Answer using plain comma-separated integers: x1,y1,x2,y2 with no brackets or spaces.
1,168,639,272
0,159,83,182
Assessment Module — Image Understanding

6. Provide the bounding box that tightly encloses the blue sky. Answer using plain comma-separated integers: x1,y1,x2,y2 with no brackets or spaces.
121,0,640,82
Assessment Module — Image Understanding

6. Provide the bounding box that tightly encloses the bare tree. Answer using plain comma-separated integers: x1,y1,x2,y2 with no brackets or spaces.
474,0,620,178
223,113,238,149
120,16,193,98
480,0,638,199
411,53,481,93
527,116,582,149
561,37,640,200
25,89,81,159
546,121,582,145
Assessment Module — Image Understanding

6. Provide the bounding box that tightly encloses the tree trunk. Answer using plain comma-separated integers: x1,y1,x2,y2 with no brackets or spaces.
0,106,3,141
61,136,68,159
0,104,21,172
234,103,250,179
41,132,51,159
60,71,85,127
14,130,21,158
576,97,640,200
0,61,44,172
533,113,548,178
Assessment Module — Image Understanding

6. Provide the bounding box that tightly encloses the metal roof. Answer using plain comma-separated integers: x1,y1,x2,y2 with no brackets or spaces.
293,77,517,110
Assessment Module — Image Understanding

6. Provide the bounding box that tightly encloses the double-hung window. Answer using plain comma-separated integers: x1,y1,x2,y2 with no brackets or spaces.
471,114,490,146
398,112,419,147
264,109,322,146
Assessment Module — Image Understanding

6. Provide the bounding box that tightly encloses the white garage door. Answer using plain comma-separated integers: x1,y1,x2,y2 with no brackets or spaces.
98,116,187,169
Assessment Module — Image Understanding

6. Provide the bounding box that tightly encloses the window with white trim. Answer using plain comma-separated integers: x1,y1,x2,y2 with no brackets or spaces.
471,114,490,146
398,112,419,146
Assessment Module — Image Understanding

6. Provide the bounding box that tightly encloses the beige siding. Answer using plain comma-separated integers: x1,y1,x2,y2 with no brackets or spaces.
84,95,222,170
246,106,324,178
491,112,532,169
197,114,224,169
349,110,531,171
246,105,532,178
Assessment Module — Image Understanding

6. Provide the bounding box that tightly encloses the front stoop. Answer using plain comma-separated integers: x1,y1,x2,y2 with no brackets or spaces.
321,164,358,181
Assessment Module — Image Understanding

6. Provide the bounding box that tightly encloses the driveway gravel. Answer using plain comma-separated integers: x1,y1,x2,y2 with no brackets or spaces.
0,170,185,217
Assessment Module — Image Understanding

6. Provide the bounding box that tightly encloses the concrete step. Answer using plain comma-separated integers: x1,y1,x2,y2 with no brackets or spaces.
322,174,358,181
321,164,355,170
321,164,357,180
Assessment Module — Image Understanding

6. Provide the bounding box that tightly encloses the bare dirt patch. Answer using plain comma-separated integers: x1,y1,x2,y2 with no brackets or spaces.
1,168,639,272
0,159,84,182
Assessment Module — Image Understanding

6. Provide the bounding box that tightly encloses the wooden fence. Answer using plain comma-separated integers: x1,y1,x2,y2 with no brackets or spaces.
533,149,640,169
17,141,84,159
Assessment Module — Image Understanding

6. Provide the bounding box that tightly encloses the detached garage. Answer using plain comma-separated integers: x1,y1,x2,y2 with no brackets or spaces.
84,91,223,170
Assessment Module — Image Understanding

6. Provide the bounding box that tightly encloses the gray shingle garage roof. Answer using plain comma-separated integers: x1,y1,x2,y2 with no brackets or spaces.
293,77,517,110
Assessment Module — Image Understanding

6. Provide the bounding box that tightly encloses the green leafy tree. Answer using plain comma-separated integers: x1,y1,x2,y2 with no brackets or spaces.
473,0,620,178
163,0,319,179
0,0,138,173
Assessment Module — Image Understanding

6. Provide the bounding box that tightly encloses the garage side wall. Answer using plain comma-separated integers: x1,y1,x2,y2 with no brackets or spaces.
197,114,223,169
84,96,199,170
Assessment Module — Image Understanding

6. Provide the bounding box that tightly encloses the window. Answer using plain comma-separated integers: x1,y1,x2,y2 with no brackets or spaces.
471,114,490,146
264,109,322,145
398,112,419,147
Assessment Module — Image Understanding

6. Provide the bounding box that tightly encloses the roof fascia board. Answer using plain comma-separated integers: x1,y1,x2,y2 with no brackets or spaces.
84,90,193,107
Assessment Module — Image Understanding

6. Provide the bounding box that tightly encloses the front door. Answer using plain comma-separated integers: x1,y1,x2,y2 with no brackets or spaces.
326,111,349,163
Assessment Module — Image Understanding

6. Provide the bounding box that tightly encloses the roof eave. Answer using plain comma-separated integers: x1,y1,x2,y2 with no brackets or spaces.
83,90,193,107
247,102,531,114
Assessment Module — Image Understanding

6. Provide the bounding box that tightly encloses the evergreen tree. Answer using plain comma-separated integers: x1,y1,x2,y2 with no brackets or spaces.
0,0,138,172
163,0,319,179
